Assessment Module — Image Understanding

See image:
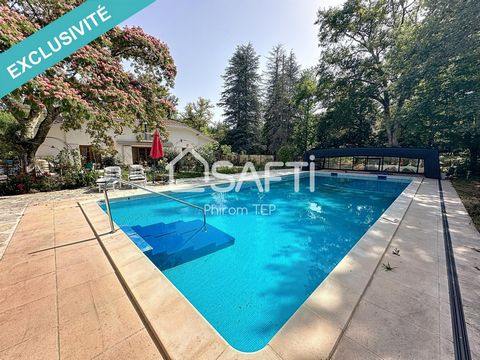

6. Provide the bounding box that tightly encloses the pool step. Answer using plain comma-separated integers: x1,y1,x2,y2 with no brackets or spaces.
129,220,235,270
121,226,153,253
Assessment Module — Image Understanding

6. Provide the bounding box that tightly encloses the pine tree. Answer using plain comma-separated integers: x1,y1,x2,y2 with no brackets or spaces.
218,43,262,153
263,45,300,155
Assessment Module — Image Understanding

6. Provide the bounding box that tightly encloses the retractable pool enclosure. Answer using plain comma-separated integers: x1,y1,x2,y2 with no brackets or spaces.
304,147,441,179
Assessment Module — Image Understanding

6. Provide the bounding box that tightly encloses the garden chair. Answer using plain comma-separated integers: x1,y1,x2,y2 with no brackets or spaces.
128,165,147,188
96,166,122,192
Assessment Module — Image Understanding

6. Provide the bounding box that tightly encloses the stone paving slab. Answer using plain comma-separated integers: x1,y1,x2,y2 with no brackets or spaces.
331,179,452,360
0,200,164,360
442,181,480,359
0,200,26,259
331,179,480,360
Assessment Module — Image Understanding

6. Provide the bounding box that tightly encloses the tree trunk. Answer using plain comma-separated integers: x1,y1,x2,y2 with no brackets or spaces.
384,108,397,147
383,89,399,147
18,110,57,172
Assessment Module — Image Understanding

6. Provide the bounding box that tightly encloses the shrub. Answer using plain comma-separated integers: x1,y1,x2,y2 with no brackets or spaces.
196,143,216,165
0,170,100,196
36,174,63,192
215,166,244,174
102,156,118,167
175,171,204,179
61,169,98,189
277,145,299,164
196,143,234,167
0,174,28,195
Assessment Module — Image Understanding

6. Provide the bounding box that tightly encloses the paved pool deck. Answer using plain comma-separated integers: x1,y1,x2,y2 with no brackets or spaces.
0,176,478,359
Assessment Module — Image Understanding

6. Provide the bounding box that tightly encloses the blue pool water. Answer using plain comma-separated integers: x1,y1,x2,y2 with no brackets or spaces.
101,174,410,351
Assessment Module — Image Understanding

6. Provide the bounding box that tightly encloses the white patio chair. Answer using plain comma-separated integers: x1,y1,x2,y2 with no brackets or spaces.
128,165,147,188
96,166,122,192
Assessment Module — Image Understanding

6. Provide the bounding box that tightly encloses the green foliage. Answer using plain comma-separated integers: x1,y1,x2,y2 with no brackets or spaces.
316,0,421,147
219,43,262,153
101,155,122,167
52,148,99,189
215,166,244,174
1,1,176,165
441,152,474,178
263,45,300,154
276,145,299,163
451,178,480,231
219,145,233,158
209,121,229,143
0,111,22,159
53,148,81,173
174,171,205,179
196,143,233,166
61,169,98,189
0,163,98,196
316,85,377,148
179,97,214,134
195,143,216,165
210,0,477,172
393,0,480,174
293,69,319,153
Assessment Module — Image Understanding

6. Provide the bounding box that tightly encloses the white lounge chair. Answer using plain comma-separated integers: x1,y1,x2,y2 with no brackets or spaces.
96,166,122,192
128,165,147,188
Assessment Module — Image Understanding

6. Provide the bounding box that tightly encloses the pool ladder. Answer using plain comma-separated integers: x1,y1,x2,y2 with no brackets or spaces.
101,179,207,233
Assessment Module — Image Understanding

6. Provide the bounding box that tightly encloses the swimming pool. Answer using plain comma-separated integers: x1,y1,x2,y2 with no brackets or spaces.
101,174,410,352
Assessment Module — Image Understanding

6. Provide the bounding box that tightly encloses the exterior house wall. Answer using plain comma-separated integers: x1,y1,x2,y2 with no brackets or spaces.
36,121,214,165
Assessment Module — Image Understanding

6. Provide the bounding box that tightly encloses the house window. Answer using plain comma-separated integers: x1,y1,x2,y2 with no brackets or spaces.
132,146,150,164
79,145,101,165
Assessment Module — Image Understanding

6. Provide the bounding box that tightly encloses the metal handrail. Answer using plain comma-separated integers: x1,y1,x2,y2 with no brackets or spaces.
118,179,207,229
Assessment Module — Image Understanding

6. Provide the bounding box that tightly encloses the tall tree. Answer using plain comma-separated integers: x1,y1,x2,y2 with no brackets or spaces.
316,0,421,146
293,69,319,153
394,0,480,173
208,121,228,143
179,97,214,134
316,85,378,148
0,1,176,167
219,43,262,153
263,45,300,154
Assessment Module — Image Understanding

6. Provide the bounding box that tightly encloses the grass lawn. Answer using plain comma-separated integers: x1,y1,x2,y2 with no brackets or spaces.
451,178,480,232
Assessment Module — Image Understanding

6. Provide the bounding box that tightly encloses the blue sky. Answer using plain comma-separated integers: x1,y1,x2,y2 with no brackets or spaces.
123,0,345,122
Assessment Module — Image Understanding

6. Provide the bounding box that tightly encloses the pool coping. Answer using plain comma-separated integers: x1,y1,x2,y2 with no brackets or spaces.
79,174,422,360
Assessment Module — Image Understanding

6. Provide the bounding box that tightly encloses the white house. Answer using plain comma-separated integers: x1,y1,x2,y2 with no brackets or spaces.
36,119,215,165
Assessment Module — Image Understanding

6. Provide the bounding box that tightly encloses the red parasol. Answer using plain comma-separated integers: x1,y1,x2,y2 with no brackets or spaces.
150,129,164,159
150,129,163,184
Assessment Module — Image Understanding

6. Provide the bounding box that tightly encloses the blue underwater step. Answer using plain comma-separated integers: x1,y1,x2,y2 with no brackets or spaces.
130,220,235,270
132,220,206,241
121,226,153,253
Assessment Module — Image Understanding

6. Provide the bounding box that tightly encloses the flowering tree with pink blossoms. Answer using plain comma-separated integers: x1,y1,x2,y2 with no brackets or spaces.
0,1,176,167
